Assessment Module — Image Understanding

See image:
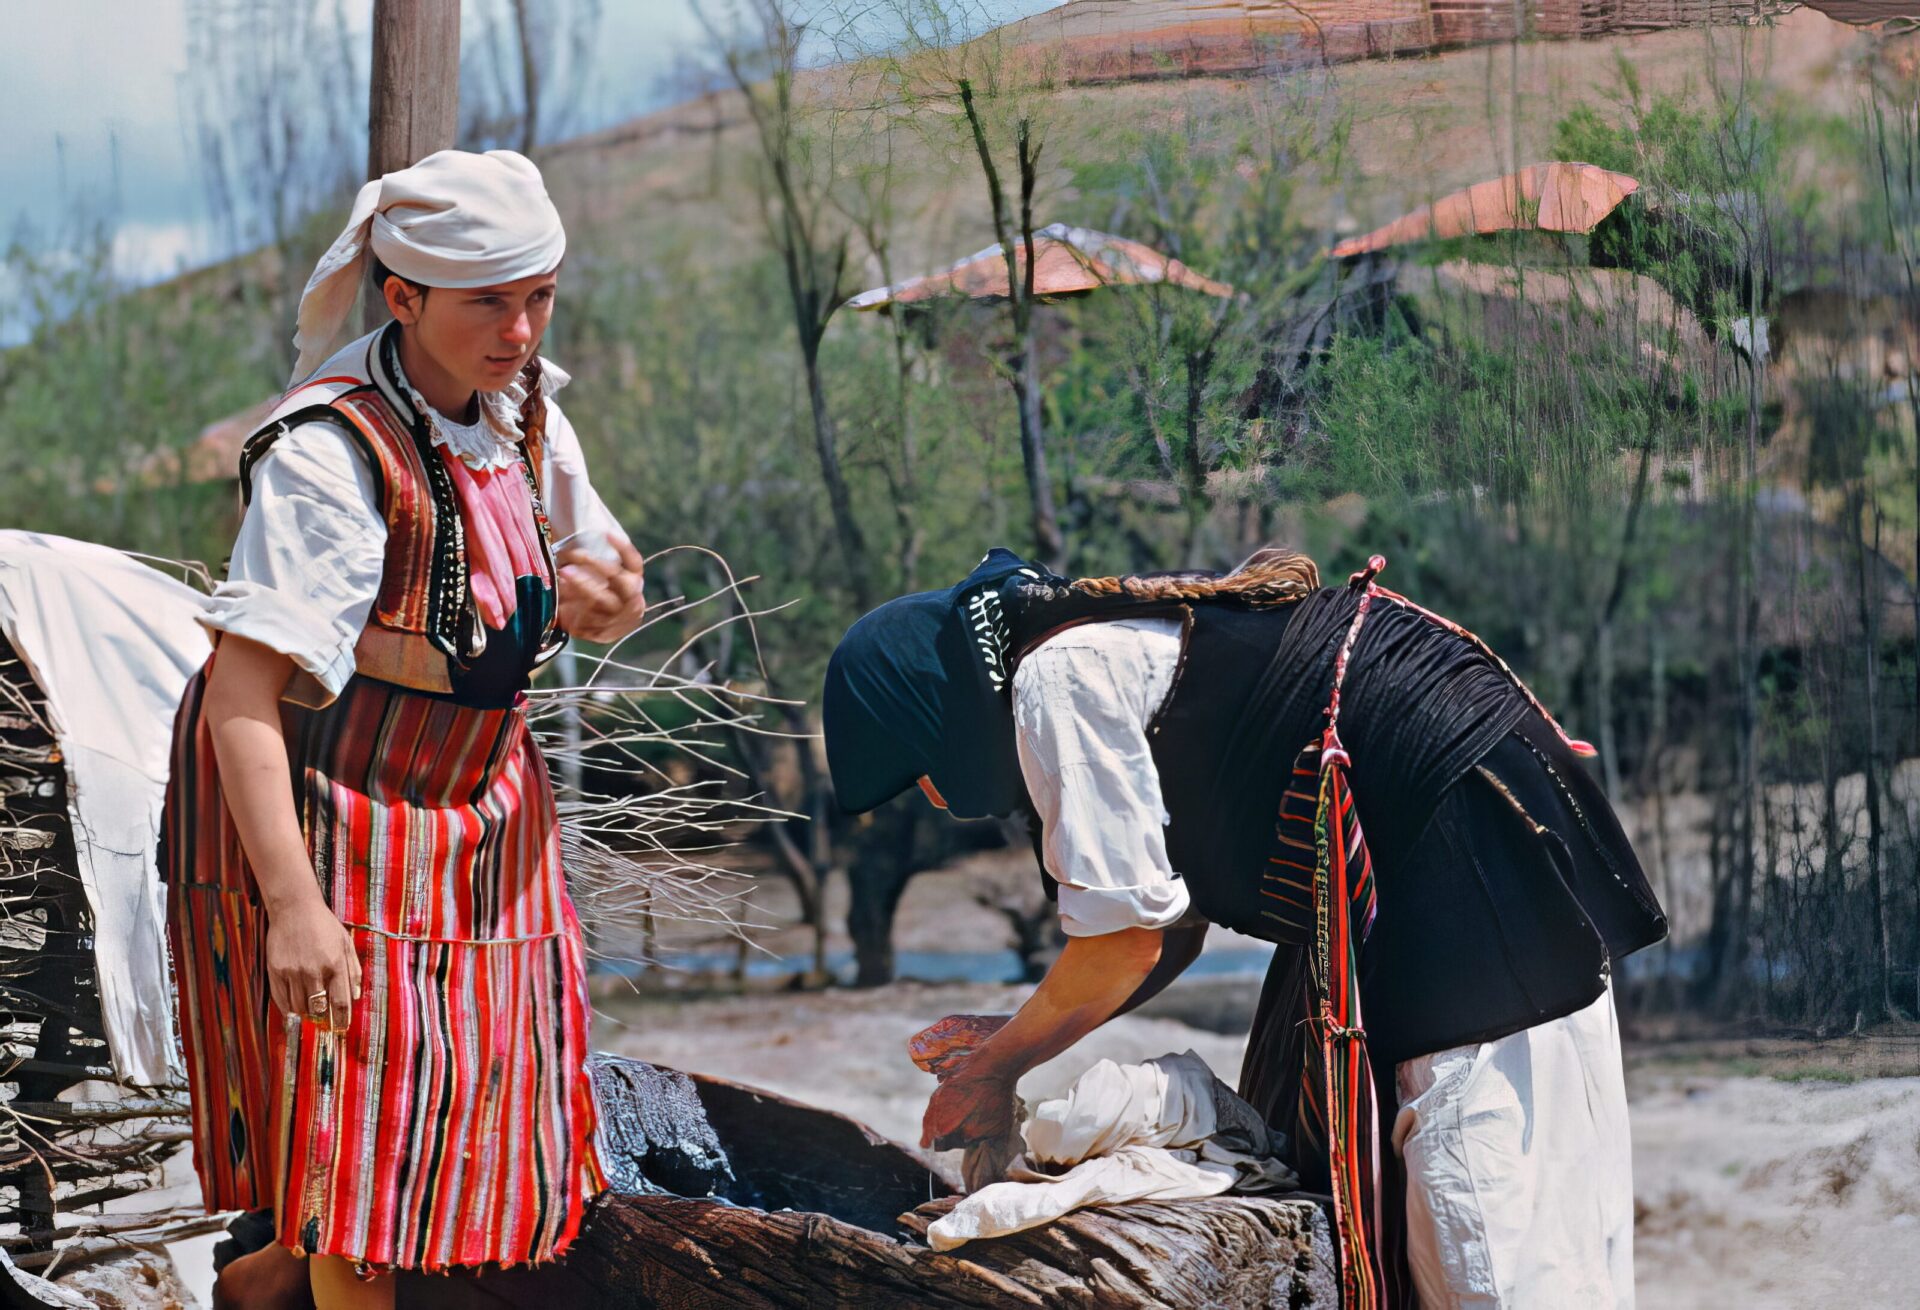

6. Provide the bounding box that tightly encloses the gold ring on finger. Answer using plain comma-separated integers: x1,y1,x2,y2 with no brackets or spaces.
307,991,330,1018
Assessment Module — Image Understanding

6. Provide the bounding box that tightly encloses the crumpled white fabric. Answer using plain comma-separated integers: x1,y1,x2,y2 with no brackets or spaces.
0,533,212,1088
926,1051,1296,1251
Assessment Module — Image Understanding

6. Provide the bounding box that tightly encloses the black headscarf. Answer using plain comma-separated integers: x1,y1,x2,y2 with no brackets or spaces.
822,549,1044,819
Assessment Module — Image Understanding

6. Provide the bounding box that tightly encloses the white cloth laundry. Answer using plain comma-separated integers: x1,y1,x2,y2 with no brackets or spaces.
926,1051,1296,1251
0,533,213,1088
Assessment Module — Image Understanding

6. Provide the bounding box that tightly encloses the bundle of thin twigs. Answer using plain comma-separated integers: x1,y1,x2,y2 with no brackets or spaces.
0,640,190,1273
524,546,801,968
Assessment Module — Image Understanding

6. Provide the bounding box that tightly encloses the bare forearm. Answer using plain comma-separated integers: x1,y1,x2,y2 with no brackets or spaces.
202,635,361,1027
967,928,1163,1083
204,639,320,916
1113,921,1207,1019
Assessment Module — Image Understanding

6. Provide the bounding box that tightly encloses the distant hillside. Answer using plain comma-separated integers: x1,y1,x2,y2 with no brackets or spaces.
47,2,1889,518
990,0,1916,81
535,5,1876,293
993,0,1791,79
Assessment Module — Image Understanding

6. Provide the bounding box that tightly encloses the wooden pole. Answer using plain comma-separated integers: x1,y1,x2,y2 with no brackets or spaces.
364,0,461,330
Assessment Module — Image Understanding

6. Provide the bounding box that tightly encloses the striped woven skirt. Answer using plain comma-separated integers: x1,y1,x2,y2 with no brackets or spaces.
162,668,601,1272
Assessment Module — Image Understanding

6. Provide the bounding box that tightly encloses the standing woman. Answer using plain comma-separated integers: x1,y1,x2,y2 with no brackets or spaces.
163,150,645,1309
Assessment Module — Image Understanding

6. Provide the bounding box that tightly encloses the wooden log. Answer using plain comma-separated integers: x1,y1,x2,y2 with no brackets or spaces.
402,1188,1333,1309
898,1195,1337,1308
392,1060,1334,1309
0,1062,115,1084
685,1072,961,1229
9,1218,232,1272
0,644,119,1251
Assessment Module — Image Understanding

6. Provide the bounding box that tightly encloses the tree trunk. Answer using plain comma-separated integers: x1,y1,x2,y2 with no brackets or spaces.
512,0,541,155
364,0,461,330
1645,625,1676,1010
958,81,1062,571
804,340,874,612
730,726,829,985
847,805,921,987
1011,335,1063,569
1713,309,1767,1016
872,239,924,592
892,324,923,591
1015,118,1062,571
1853,494,1895,1017
1181,349,1212,569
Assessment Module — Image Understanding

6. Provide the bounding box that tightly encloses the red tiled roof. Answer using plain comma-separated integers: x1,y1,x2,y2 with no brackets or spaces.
847,223,1233,311
1329,162,1640,256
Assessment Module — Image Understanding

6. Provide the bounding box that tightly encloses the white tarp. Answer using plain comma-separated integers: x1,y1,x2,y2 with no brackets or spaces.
0,532,210,1088
926,1050,1297,1251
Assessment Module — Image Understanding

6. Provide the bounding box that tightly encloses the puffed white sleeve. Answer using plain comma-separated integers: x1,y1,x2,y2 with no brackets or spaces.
1012,636,1192,937
538,397,633,557
199,420,386,704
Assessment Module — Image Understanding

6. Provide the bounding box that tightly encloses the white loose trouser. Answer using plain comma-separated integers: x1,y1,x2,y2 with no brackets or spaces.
1391,984,1635,1310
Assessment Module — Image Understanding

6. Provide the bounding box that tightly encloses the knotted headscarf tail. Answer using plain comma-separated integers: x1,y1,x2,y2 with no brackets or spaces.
291,149,568,386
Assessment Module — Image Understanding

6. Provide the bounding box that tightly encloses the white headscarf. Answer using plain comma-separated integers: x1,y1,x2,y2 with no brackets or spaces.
290,149,568,385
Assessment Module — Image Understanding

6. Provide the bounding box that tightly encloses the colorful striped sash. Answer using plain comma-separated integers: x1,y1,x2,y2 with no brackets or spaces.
1284,554,1596,1309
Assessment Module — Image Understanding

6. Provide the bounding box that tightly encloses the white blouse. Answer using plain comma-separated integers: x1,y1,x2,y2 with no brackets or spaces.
1012,616,1194,937
200,361,629,701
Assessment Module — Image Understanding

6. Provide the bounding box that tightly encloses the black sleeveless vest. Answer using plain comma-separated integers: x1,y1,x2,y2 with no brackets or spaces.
1002,577,1667,1061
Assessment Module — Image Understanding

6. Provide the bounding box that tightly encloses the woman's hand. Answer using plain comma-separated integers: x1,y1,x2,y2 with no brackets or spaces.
921,1063,1018,1151
917,929,1165,1152
556,536,646,644
264,893,361,1033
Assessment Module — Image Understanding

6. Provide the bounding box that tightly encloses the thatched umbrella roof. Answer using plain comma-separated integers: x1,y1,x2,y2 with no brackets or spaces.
846,222,1233,313
1329,162,1640,257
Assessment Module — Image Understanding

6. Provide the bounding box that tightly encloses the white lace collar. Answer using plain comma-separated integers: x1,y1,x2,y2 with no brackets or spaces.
393,355,566,471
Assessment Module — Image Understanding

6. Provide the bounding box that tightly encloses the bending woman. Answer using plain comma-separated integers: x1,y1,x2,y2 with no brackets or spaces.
164,150,645,1309
823,548,1666,1310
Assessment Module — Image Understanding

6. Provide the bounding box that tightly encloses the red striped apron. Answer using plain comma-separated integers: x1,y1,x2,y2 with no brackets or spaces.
162,445,600,1272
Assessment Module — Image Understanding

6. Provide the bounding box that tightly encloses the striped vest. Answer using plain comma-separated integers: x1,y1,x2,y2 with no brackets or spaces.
238,325,560,705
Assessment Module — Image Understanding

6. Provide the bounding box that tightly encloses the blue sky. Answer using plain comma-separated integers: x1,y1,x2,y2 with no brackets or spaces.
5,1,1063,285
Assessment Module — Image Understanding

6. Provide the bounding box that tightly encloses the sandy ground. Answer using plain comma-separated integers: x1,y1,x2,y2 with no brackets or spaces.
1630,1070,1920,1308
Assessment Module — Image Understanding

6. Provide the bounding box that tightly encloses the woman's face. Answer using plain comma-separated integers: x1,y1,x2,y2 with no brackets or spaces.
388,269,558,394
